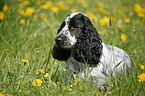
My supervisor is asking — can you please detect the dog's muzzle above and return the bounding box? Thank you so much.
[55,35,71,48]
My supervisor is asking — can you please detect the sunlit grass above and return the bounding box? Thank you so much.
[0,0,145,95]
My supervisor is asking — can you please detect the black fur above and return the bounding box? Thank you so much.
[72,14,103,65]
[52,45,71,61]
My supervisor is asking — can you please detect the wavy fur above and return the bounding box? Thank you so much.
[72,14,102,65]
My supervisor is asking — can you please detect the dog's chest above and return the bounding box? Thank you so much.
[66,57,85,73]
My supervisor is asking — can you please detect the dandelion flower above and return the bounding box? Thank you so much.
[138,73,145,82]
[141,65,145,70]
[0,92,5,96]
[0,11,4,20]
[36,1,43,5]
[86,12,95,20]
[22,59,29,63]
[124,18,130,23]
[74,80,80,85]
[23,0,30,5]
[98,31,104,35]
[100,17,110,26]
[121,34,127,42]
[71,8,77,13]
[44,73,48,79]
[137,12,144,17]
[40,5,49,9]
[3,5,9,12]
[5,49,10,51]
[66,89,72,91]
[23,7,35,17]
[32,79,43,86]
[134,4,144,13]
[18,9,24,15]
[96,1,105,8]
[36,68,44,76]
[41,14,47,21]
[46,1,53,8]
[20,19,26,25]
[67,0,75,4]
[51,6,59,13]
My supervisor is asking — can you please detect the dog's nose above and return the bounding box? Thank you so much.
[55,37,62,43]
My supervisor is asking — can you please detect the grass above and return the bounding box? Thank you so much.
[0,0,145,95]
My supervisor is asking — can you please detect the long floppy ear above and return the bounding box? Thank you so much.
[72,15,103,65]
[52,45,71,61]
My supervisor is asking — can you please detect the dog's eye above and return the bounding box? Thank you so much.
[70,25,78,30]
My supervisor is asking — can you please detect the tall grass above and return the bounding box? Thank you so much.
[0,0,145,95]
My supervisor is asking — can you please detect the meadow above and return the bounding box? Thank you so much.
[0,0,145,95]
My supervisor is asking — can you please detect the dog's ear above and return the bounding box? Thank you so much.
[72,15,103,65]
[52,45,71,61]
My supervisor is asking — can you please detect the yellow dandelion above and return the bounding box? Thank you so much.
[44,73,48,79]
[86,12,95,21]
[22,59,29,63]
[121,34,127,42]
[23,7,35,17]
[18,9,24,15]
[66,89,72,91]
[51,6,59,13]
[96,1,105,8]
[40,5,49,9]
[137,12,144,17]
[100,17,110,26]
[124,18,130,23]
[0,11,4,20]
[41,14,47,21]
[98,31,104,35]
[5,49,10,51]
[46,1,53,8]
[0,92,5,96]
[36,68,44,76]
[55,1,65,7]
[8,94,14,96]
[20,19,26,25]
[138,73,145,82]
[67,0,75,4]
[32,79,43,86]
[55,1,68,10]
[23,0,30,5]
[82,88,84,90]
[141,65,145,70]
[71,8,77,13]
[36,1,43,5]
[74,80,80,85]
[134,4,144,13]
[3,5,9,12]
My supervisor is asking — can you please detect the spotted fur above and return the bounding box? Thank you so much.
[52,12,132,88]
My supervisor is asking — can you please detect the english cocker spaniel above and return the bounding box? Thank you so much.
[52,12,132,88]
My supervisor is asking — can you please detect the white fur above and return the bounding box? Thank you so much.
[65,43,132,86]
[57,12,87,46]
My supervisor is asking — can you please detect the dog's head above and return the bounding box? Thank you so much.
[53,12,102,64]
[55,12,87,49]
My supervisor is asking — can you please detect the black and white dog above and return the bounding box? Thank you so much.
[52,12,132,87]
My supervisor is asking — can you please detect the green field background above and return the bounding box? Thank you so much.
[0,0,145,95]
